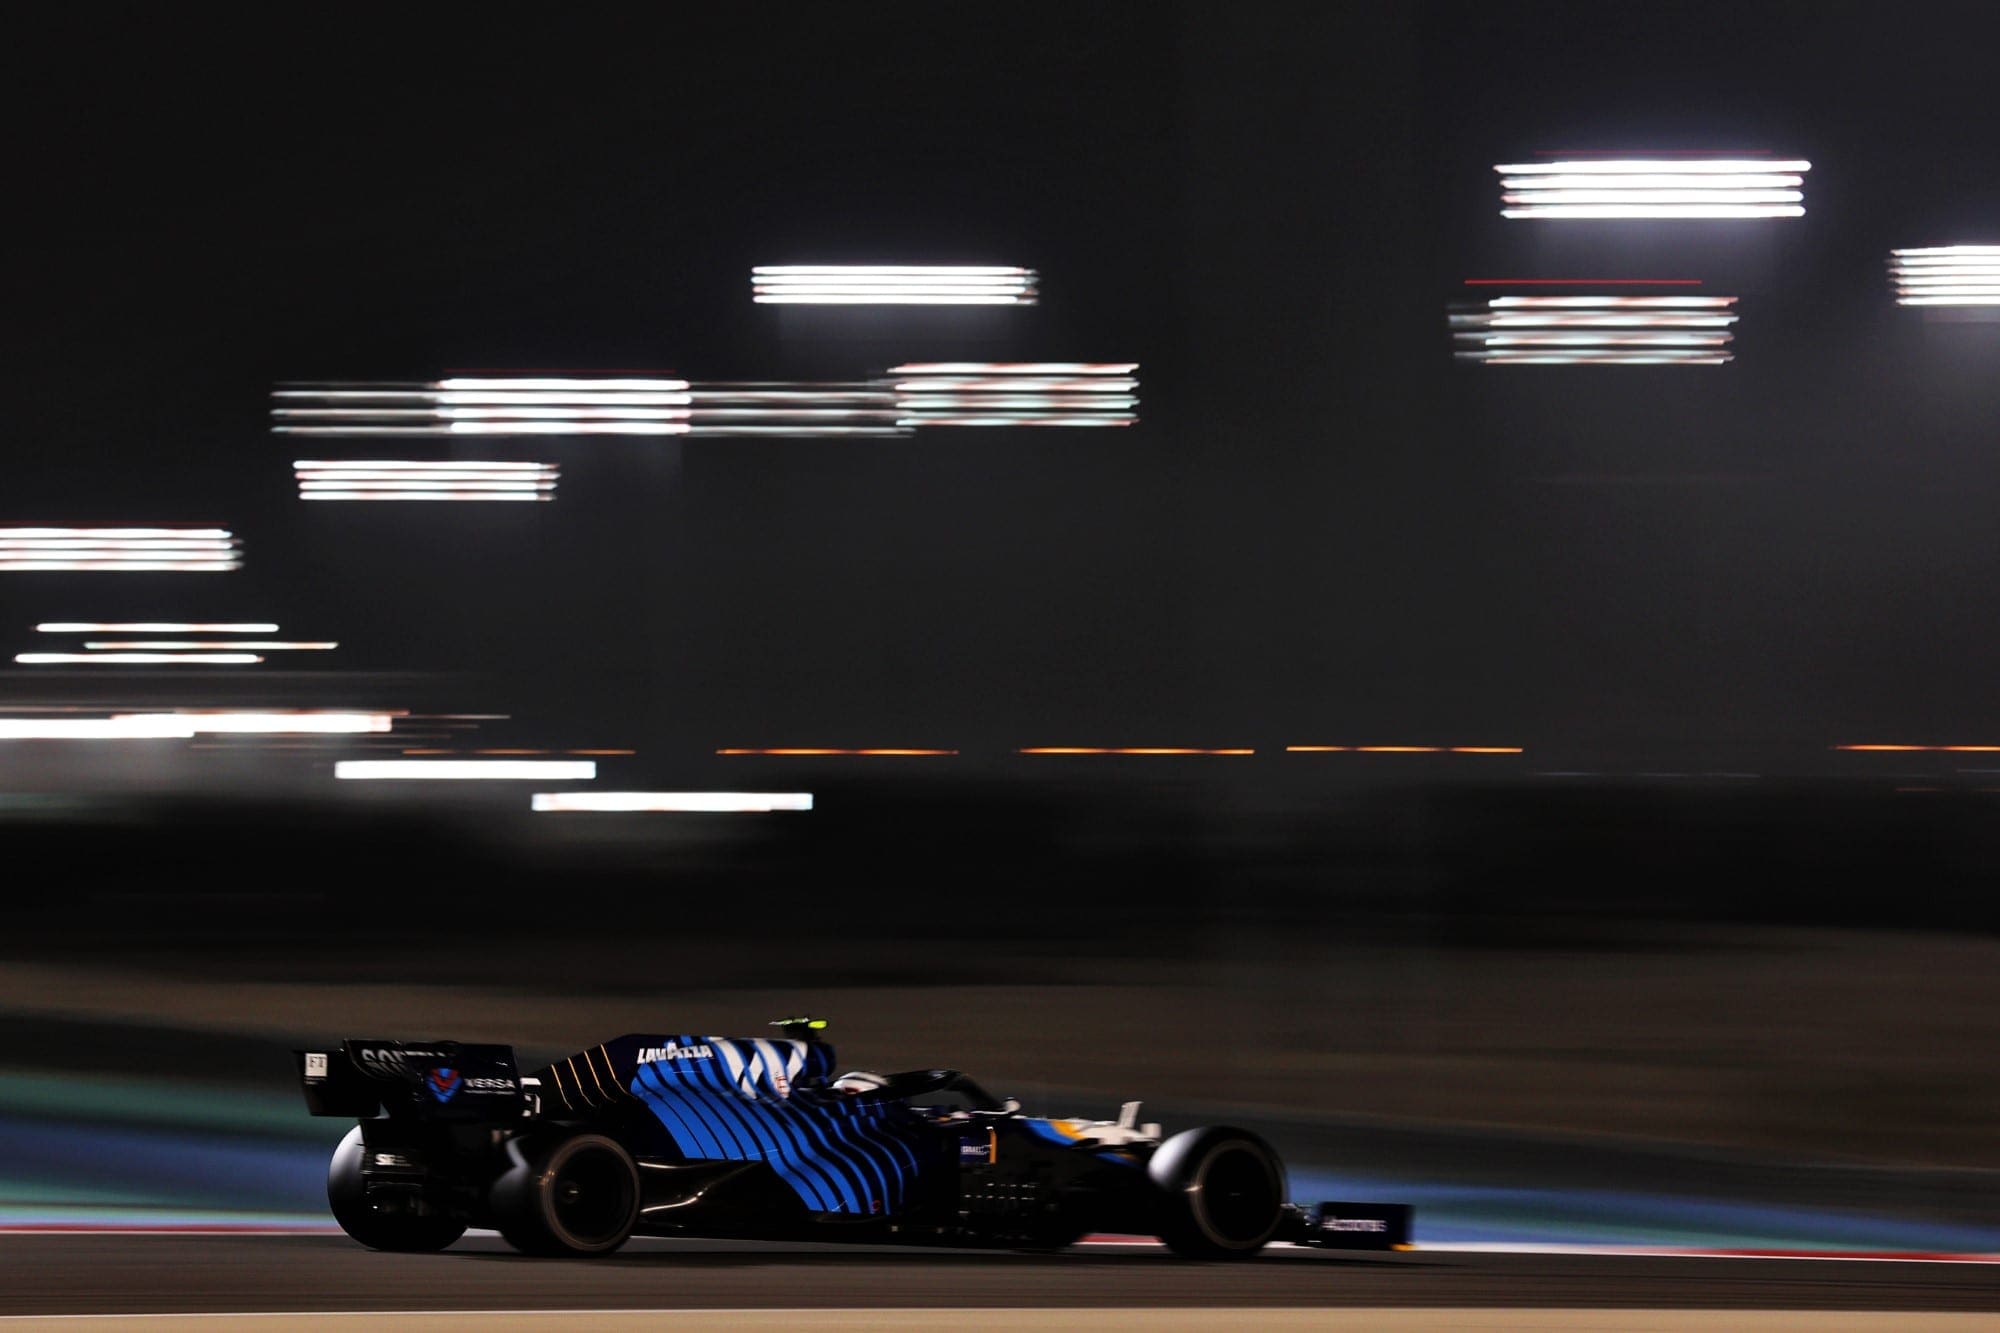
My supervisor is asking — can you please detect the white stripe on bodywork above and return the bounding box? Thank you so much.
[750,1039,794,1099]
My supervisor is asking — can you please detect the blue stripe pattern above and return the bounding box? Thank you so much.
[626,1036,925,1216]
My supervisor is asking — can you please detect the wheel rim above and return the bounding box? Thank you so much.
[1195,1143,1280,1246]
[546,1145,635,1247]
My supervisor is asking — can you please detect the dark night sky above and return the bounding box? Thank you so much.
[5,2,2000,766]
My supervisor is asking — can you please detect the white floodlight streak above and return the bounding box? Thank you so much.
[0,716,197,740]
[83,641,336,651]
[335,759,597,780]
[1494,159,1811,219]
[293,460,558,502]
[273,382,692,436]
[437,378,688,392]
[36,623,279,634]
[1889,246,2000,306]
[0,528,242,572]
[752,266,1038,305]
[686,383,907,437]
[1452,295,1740,366]
[887,363,1140,426]
[531,791,814,813]
[116,711,395,734]
[15,652,263,665]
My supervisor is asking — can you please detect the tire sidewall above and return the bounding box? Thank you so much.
[327,1124,466,1252]
[1148,1126,1286,1258]
[494,1132,641,1256]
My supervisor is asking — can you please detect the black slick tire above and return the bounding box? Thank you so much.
[327,1125,466,1252]
[490,1132,641,1256]
[1147,1126,1286,1259]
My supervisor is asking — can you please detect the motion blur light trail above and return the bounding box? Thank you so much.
[278,371,1138,433]
[1451,294,1739,366]
[1494,158,1811,219]
[10,619,339,670]
[1888,246,2000,306]
[333,760,596,780]
[751,264,1039,305]
[1834,744,2000,752]
[0,528,242,573]
[15,653,263,666]
[1286,745,1525,754]
[530,791,813,812]
[35,624,277,635]
[272,381,692,436]
[889,363,1139,426]
[0,717,197,740]
[687,382,905,437]
[80,642,335,652]
[120,712,397,735]
[293,460,558,502]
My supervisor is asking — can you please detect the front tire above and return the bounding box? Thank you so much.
[327,1126,466,1252]
[490,1132,641,1256]
[1148,1126,1286,1259]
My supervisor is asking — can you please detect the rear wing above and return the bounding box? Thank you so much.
[295,1040,527,1121]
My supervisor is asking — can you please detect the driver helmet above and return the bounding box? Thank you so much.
[831,1070,888,1096]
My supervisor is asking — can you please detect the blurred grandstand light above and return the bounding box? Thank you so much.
[294,460,557,501]
[1835,743,2000,751]
[531,791,814,812]
[1888,246,2000,305]
[1285,745,1525,754]
[16,652,262,665]
[36,623,279,634]
[84,641,335,650]
[751,266,1038,305]
[1451,294,1739,366]
[396,748,632,756]
[0,716,197,739]
[0,528,242,572]
[687,383,906,437]
[335,760,597,780]
[1495,158,1810,218]
[888,363,1139,426]
[273,381,691,436]
[118,711,396,734]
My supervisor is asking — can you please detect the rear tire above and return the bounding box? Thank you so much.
[1148,1126,1285,1259]
[327,1126,466,1252]
[490,1133,641,1256]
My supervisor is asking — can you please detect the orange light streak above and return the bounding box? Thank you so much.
[1834,744,2000,752]
[1288,745,1523,754]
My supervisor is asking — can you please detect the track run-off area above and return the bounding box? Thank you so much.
[0,1234,1997,1329]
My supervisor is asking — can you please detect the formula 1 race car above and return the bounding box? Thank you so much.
[295,1019,1410,1259]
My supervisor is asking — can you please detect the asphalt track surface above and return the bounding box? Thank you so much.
[2,1236,1998,1317]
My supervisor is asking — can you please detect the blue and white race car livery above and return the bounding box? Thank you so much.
[297,1018,1410,1258]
